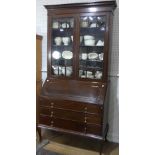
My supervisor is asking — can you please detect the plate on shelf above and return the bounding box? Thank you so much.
[62,51,73,59]
[88,52,98,60]
[52,51,61,59]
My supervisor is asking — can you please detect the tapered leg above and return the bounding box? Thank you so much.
[99,140,103,155]
[37,127,42,142]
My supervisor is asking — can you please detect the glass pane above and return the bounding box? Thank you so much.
[51,17,74,77]
[79,16,105,80]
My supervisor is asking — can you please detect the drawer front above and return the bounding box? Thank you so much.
[39,115,51,126]
[86,124,102,136]
[86,104,103,115]
[40,97,103,115]
[52,118,85,132]
[86,113,102,125]
[52,100,85,111]
[52,108,84,122]
[40,106,51,115]
[39,97,51,107]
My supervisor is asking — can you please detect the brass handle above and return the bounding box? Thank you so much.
[51,102,54,105]
[102,84,104,87]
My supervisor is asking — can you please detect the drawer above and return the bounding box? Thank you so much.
[52,100,86,112]
[39,97,51,107]
[39,97,103,115]
[86,104,103,115]
[52,117,85,132]
[40,106,51,115]
[39,115,51,126]
[51,108,84,122]
[85,113,102,125]
[40,97,85,111]
[86,124,102,136]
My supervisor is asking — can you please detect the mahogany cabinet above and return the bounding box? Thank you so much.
[38,1,116,153]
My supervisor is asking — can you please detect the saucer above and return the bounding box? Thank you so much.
[62,51,73,59]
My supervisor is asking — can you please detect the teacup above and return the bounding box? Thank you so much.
[81,53,87,60]
[87,71,93,76]
[54,37,62,45]
[53,22,59,29]
[61,23,69,28]
[62,37,70,45]
[95,71,102,79]
[81,21,88,28]
[99,53,104,60]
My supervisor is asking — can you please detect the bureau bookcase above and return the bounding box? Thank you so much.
[38,1,116,154]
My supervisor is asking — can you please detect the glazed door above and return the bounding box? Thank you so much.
[78,14,107,81]
[49,16,76,78]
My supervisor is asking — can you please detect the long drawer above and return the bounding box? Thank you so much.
[39,96,103,115]
[39,115,102,135]
[39,106,102,125]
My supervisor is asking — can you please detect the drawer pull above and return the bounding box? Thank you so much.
[85,107,87,110]
[51,121,53,124]
[51,106,54,108]
[102,84,104,87]
[51,102,54,105]
[47,79,49,82]
[51,112,53,114]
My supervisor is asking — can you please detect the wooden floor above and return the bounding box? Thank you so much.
[41,129,119,155]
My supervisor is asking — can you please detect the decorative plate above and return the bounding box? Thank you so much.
[62,51,73,59]
[52,51,61,59]
[88,52,98,60]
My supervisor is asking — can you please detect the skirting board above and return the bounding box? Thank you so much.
[107,133,119,143]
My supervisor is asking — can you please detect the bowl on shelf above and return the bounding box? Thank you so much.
[95,71,102,79]
[90,23,99,28]
[52,66,62,75]
[62,67,72,76]
[84,39,95,46]
[62,37,71,45]
[61,23,69,28]
[87,75,94,79]
[84,35,95,40]
[53,21,59,29]
[81,21,89,28]
[54,37,62,45]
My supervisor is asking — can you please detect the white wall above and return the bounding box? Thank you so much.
[36,0,119,143]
